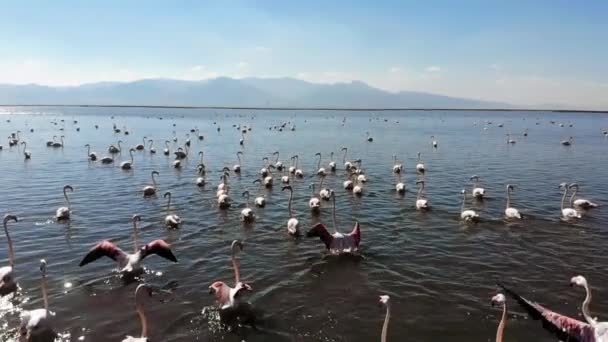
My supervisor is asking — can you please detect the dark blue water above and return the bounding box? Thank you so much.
[0,106,607,341]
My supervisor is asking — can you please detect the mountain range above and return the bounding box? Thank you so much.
[0,77,509,108]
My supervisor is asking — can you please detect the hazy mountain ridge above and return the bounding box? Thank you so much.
[0,77,509,108]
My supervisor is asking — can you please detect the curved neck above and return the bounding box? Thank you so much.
[86,145,90,155]
[288,190,294,218]
[4,221,14,268]
[166,195,172,214]
[381,303,390,342]
[133,220,139,252]
[152,173,157,186]
[342,149,347,163]
[311,184,315,197]
[332,195,338,233]
[275,153,279,163]
[237,153,241,164]
[130,150,134,163]
[417,183,423,200]
[64,188,71,208]
[317,155,321,169]
[582,283,596,325]
[561,187,568,210]
[496,303,506,342]
[42,274,49,313]
[149,140,153,149]
[570,187,577,207]
[232,253,241,284]
[461,192,466,212]
[506,188,511,209]
[135,291,148,338]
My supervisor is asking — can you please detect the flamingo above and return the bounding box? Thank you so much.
[143,171,159,197]
[196,163,206,187]
[163,192,181,228]
[233,151,243,173]
[460,189,479,222]
[262,165,275,188]
[51,135,64,148]
[380,295,390,342]
[260,157,270,177]
[122,284,153,342]
[307,190,361,255]
[415,180,429,210]
[560,183,581,220]
[294,156,303,178]
[282,186,300,235]
[21,142,31,159]
[569,183,599,209]
[148,139,156,154]
[343,174,354,190]
[506,134,516,144]
[570,275,597,325]
[309,183,321,211]
[470,175,485,199]
[392,155,403,174]
[172,131,178,143]
[395,173,406,194]
[281,168,290,184]
[491,294,507,342]
[55,185,74,220]
[500,283,608,342]
[239,132,244,146]
[505,184,522,219]
[561,136,574,146]
[85,144,97,161]
[0,214,18,296]
[416,152,425,173]
[100,155,114,164]
[319,175,332,200]
[19,259,55,339]
[353,176,363,196]
[366,131,373,142]
[241,191,255,222]
[163,140,170,156]
[79,214,177,274]
[196,128,204,141]
[209,240,252,310]
[46,136,56,147]
[217,168,231,196]
[109,140,122,154]
[135,137,146,150]
[342,147,353,171]
[431,135,438,148]
[174,146,188,160]
[121,148,136,170]
[184,134,191,148]
[289,155,297,174]
[252,180,266,208]
[273,151,283,171]
[328,152,337,171]
[315,152,326,176]
[172,159,182,169]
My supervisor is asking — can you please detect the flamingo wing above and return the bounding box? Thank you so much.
[143,240,178,262]
[348,221,361,248]
[500,284,594,342]
[79,240,126,266]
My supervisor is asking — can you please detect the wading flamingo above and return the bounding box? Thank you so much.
[55,185,74,220]
[208,240,252,309]
[282,186,300,235]
[164,192,181,228]
[143,171,159,197]
[19,260,55,339]
[505,184,522,219]
[0,214,18,296]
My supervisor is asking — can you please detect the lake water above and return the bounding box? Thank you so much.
[0,106,607,341]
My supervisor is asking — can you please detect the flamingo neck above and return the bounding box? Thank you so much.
[4,223,14,268]
[417,184,423,200]
[496,303,506,342]
[461,193,466,212]
[381,302,390,342]
[133,222,139,252]
[64,189,71,208]
[166,196,171,215]
[288,192,293,218]
[136,298,148,338]
[561,187,568,211]
[42,275,49,313]
[506,188,511,209]
[317,155,321,169]
[582,283,596,325]
[152,174,157,187]
[570,188,577,207]
[332,196,339,233]
[232,255,241,284]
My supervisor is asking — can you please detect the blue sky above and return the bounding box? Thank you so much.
[1,0,607,108]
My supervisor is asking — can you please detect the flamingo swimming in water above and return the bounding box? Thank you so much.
[491,293,507,342]
[282,185,300,235]
[163,192,181,228]
[307,190,361,255]
[569,183,599,209]
[241,191,255,223]
[19,259,56,340]
[252,180,266,207]
[315,152,326,176]
[560,183,581,220]
[470,175,485,199]
[415,180,429,210]
[272,151,283,171]
[143,171,159,197]
[79,214,178,274]
[85,144,97,161]
[460,189,479,222]
[234,151,243,173]
[328,152,337,171]
[0,214,18,296]
[309,183,321,211]
[208,240,252,310]
[392,155,403,174]
[504,184,522,219]
[500,282,608,342]
[55,185,74,221]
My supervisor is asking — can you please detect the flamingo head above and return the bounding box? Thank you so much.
[379,295,390,306]
[491,293,505,306]
[569,183,579,190]
[461,189,466,194]
[570,275,588,288]
[559,182,568,189]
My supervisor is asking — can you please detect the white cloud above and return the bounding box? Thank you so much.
[426,66,441,73]
[191,65,205,71]
[389,66,402,73]
[237,61,249,68]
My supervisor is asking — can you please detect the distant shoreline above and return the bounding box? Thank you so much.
[0,104,606,113]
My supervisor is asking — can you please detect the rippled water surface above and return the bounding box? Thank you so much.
[1,107,607,341]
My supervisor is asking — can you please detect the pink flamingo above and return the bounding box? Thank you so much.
[209,240,252,309]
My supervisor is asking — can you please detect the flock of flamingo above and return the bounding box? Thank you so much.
[0,115,605,341]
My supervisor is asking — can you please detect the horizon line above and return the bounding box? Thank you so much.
[0,104,606,114]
